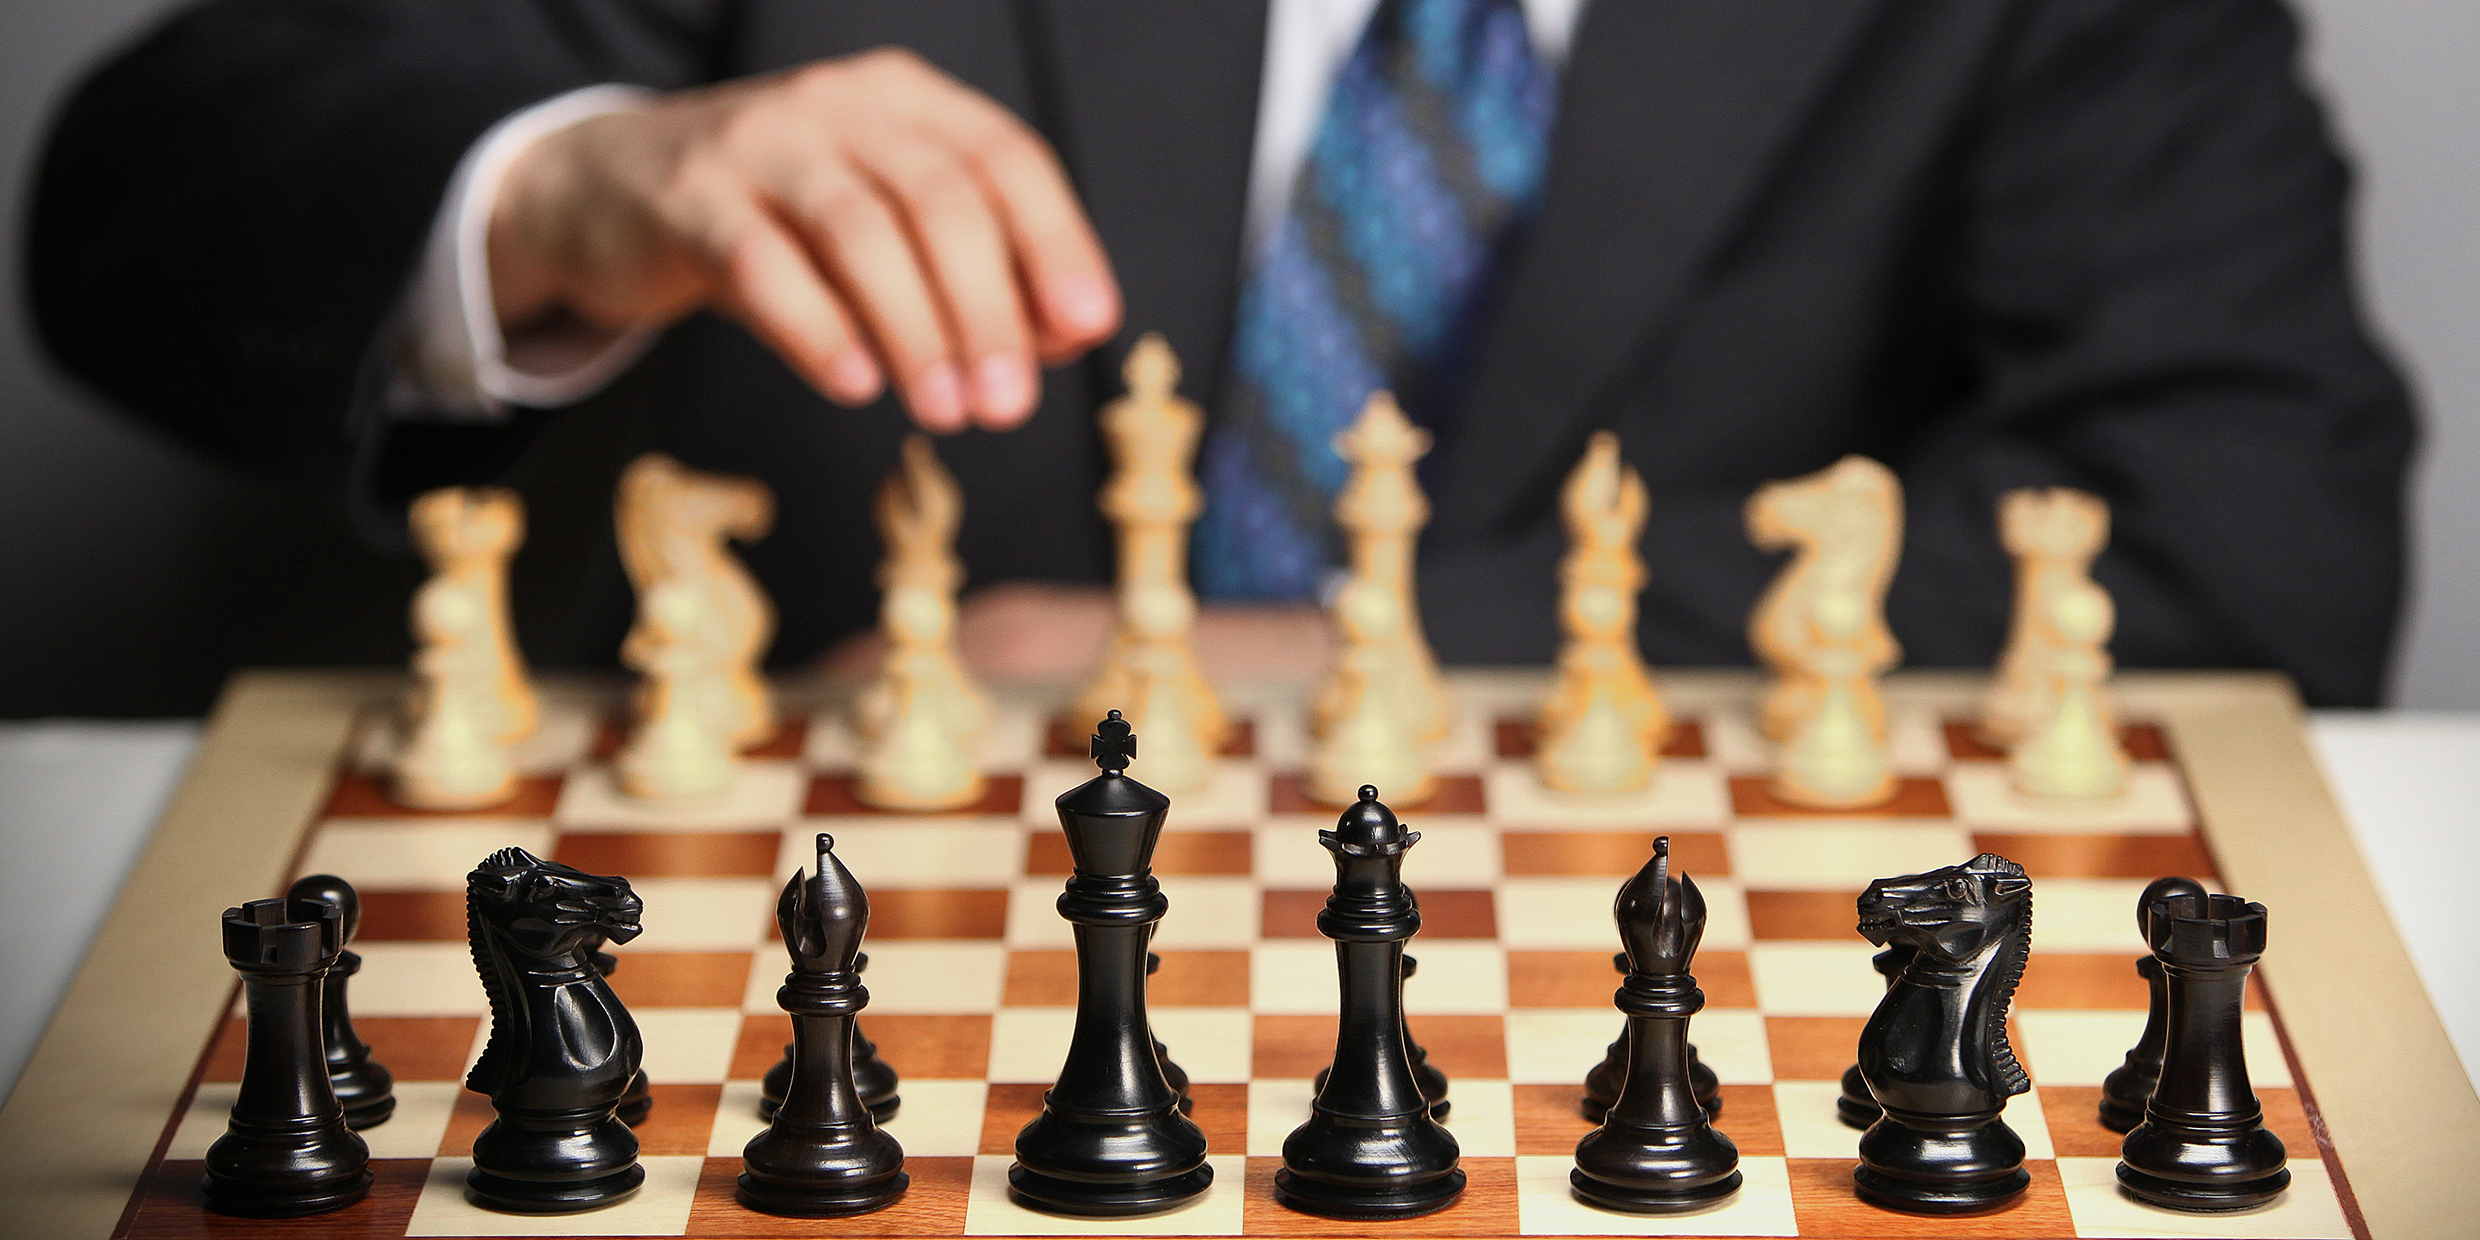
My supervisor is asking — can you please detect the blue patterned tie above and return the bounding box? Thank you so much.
[1193,0,1556,599]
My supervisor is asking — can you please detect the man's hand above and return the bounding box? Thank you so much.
[487,49,1121,432]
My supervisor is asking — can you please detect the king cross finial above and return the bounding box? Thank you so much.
[1091,710,1137,773]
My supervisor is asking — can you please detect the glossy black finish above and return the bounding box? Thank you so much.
[1570,838,1741,1213]
[576,932,655,1128]
[2117,890,2290,1211]
[201,896,372,1217]
[1150,950,1194,1111]
[1852,854,2035,1214]
[738,834,911,1216]
[1836,944,1916,1129]
[761,951,900,1123]
[1585,951,1717,1122]
[1318,953,1448,1117]
[1276,786,1464,1219]
[463,848,647,1213]
[1010,713,1212,1216]
[2101,877,2210,1132]
[287,874,396,1130]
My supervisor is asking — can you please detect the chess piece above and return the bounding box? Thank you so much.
[463,848,647,1212]
[201,896,372,1217]
[1571,838,1741,1212]
[2117,889,2290,1210]
[1276,786,1464,1219]
[1983,488,2111,741]
[1584,950,1720,1122]
[1317,952,1449,1118]
[396,486,535,809]
[1150,950,1194,1111]
[2100,877,2209,1132]
[854,437,989,810]
[1835,944,1916,1128]
[286,875,395,1129]
[739,834,910,1216]
[616,580,739,798]
[1852,854,2034,1213]
[762,950,900,1122]
[1313,392,1450,746]
[1746,457,1901,798]
[1308,579,1435,806]
[1076,334,1228,786]
[1010,713,1212,1215]
[576,932,652,1126]
[1538,433,1669,794]
[616,453,777,749]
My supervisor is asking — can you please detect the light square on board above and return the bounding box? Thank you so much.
[2054,1157,2352,1239]
[633,1008,745,1083]
[1724,823,1976,891]
[1945,762,2193,834]
[1155,876,1263,948]
[2022,877,2172,953]
[1482,761,1732,830]
[553,761,806,830]
[962,1153,1246,1235]
[1886,710,1949,776]
[2018,1010,2290,1088]
[407,1155,703,1236]
[626,877,776,949]
[1148,1008,1256,1083]
[1748,942,1895,1017]
[1515,1153,1798,1236]
[985,1008,1078,1082]
[169,1082,454,1162]
[1771,1080,1861,1160]
[348,943,491,1016]
[781,820,1025,887]
[1400,821,1508,886]
[1246,1079,1316,1155]
[300,821,553,888]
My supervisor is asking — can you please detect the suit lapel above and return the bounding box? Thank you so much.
[1434,0,1889,541]
[1021,0,1269,407]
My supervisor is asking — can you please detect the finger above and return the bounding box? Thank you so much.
[686,192,883,407]
[885,66,1121,356]
[844,127,1040,428]
[776,163,970,432]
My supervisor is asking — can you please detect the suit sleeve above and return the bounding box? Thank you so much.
[25,0,730,509]
[1886,0,2414,706]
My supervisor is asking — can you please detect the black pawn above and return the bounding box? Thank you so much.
[1836,944,1915,1128]
[1150,950,1193,1111]
[1317,953,1448,1117]
[738,834,910,1216]
[202,896,373,1217]
[1584,951,1719,1122]
[1276,786,1464,1219]
[1571,838,1741,1212]
[2117,890,2290,1210]
[762,951,901,1122]
[1010,713,1211,1215]
[288,875,396,1130]
[2100,877,2210,1132]
[579,931,654,1127]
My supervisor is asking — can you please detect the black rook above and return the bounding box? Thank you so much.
[201,896,372,1217]
[2117,889,2289,1210]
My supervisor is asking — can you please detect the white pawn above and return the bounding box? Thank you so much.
[398,583,517,808]
[1309,581,1434,807]
[857,675,986,811]
[1539,666,1653,795]
[617,581,738,799]
[1119,584,1215,793]
[2009,583,2128,799]
[1773,652,1895,809]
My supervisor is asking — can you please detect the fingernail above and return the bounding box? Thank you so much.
[1050,276,1117,335]
[972,354,1036,420]
[826,351,881,403]
[912,363,967,427]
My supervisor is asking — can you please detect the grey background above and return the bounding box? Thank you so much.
[2,0,2474,715]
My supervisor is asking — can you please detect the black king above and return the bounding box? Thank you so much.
[1009,712,1212,1215]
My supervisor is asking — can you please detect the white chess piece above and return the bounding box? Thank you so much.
[1537,433,1668,794]
[1117,582,1216,793]
[616,580,739,799]
[852,437,989,810]
[1746,456,1902,808]
[395,487,534,809]
[1309,580,1435,806]
[2008,542,2128,798]
[1315,393,1450,744]
[1774,650,1896,809]
[1983,487,2118,748]
[615,454,778,772]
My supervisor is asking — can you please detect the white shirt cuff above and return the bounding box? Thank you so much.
[392,83,659,420]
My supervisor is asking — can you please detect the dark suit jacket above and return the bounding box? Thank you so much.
[28,0,2414,704]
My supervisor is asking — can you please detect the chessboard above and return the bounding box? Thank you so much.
[6,669,2474,1239]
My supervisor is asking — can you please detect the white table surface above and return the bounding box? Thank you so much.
[3,712,2475,1108]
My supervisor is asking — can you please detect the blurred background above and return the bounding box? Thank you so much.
[2,0,2475,718]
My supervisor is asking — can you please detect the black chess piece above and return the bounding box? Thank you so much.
[287,874,396,1130]
[1570,838,1742,1213]
[1852,854,2035,1214]
[572,932,654,1127]
[1275,786,1464,1219]
[738,834,911,1216]
[202,896,373,1217]
[1150,949,1194,1111]
[2117,889,2290,1211]
[1317,952,1447,1117]
[762,951,901,1122]
[2100,877,2210,1132]
[1836,943,1916,1128]
[1584,951,1719,1122]
[463,848,648,1212]
[1010,713,1212,1215]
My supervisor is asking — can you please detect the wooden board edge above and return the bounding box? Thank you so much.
[0,671,390,1240]
[2155,677,2480,1238]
